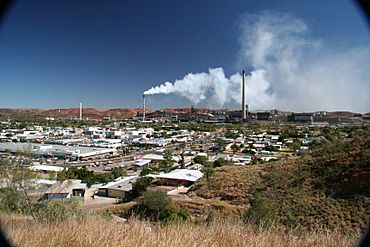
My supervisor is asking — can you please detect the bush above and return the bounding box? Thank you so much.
[213,158,233,168]
[132,191,179,222]
[32,201,85,223]
[128,191,190,223]
[0,187,21,212]
[231,144,240,153]
[139,167,151,176]
[202,167,215,182]
[243,192,277,227]
[194,156,207,165]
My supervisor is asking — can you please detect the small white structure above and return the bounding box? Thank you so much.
[196,152,208,157]
[135,159,151,167]
[147,169,203,187]
[29,165,66,173]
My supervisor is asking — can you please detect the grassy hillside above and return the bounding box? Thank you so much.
[1,214,358,247]
[189,137,370,233]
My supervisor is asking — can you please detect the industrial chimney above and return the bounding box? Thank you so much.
[241,70,246,120]
[79,102,83,120]
[142,94,146,121]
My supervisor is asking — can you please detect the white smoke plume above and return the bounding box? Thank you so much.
[144,11,370,112]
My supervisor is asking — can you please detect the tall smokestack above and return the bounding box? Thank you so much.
[142,94,146,121]
[79,102,82,120]
[242,70,246,119]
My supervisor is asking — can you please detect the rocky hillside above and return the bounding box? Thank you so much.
[0,107,219,120]
[189,137,370,233]
[0,108,146,120]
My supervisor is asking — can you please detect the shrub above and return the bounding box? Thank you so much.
[32,201,85,223]
[139,167,151,176]
[243,192,277,227]
[132,191,179,222]
[194,156,207,165]
[0,187,20,212]
[129,191,190,223]
[231,144,240,153]
[202,167,215,182]
[213,158,233,168]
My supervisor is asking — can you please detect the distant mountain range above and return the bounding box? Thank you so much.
[0,108,221,120]
[0,108,143,120]
[0,108,368,120]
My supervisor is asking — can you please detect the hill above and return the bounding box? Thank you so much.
[1,214,357,247]
[189,137,370,233]
[0,108,146,120]
[0,108,365,120]
[0,107,222,120]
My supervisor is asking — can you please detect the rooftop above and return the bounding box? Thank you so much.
[99,176,138,191]
[148,169,203,182]
[45,179,87,194]
[0,142,116,158]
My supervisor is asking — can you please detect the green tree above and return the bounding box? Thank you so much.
[225,130,237,139]
[180,151,185,169]
[159,149,173,173]
[111,167,127,178]
[58,167,115,187]
[291,139,301,151]
[140,167,151,176]
[231,144,240,153]
[193,155,207,165]
[213,158,233,168]
[217,139,227,149]
[0,187,21,212]
[202,167,215,182]
[0,153,38,219]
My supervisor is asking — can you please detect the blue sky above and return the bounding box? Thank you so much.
[0,0,369,111]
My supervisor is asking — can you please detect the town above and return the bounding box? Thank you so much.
[0,108,368,211]
[1,1,369,245]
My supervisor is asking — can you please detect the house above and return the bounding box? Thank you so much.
[142,153,181,163]
[98,176,138,198]
[42,179,87,200]
[148,169,203,187]
[231,155,252,165]
[134,159,152,168]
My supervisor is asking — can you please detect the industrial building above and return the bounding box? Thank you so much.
[0,142,117,161]
[288,113,314,122]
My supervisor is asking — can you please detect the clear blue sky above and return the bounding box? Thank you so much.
[0,0,369,110]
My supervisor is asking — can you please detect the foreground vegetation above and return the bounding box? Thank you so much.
[190,137,370,233]
[1,214,359,247]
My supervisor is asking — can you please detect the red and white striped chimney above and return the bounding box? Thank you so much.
[142,94,146,120]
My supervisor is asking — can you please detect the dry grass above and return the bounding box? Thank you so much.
[1,214,359,247]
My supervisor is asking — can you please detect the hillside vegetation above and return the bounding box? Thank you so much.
[190,137,370,233]
[1,214,358,247]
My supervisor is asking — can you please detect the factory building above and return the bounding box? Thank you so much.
[0,142,117,161]
[288,113,314,122]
